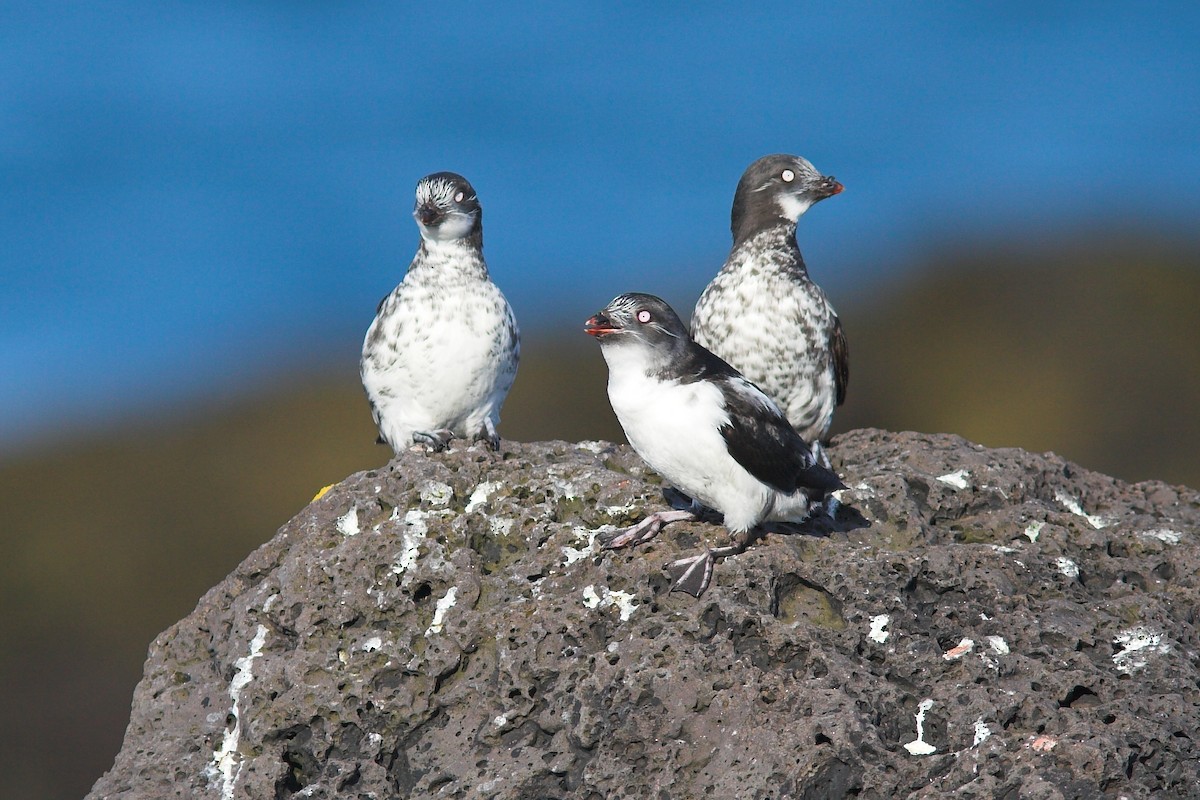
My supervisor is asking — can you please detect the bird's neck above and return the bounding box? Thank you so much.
[733,209,797,245]
[729,225,808,277]
[411,238,490,280]
[600,340,672,383]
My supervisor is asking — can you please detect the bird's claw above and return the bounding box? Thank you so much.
[601,516,666,549]
[476,420,501,451]
[601,509,698,550]
[412,429,455,452]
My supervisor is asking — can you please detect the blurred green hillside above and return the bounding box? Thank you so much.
[838,234,1200,487]
[2,234,1197,799]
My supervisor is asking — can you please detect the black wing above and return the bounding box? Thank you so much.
[675,341,844,494]
[830,315,849,407]
[718,375,843,494]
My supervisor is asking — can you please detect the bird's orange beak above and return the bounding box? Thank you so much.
[819,177,844,198]
[584,313,618,337]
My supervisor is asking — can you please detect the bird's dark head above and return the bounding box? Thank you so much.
[585,293,690,355]
[730,154,842,242]
[413,171,483,245]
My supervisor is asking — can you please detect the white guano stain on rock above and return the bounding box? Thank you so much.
[465,481,502,514]
[973,719,992,747]
[985,636,1010,655]
[361,636,383,653]
[1056,557,1080,578]
[1113,626,1170,674]
[868,614,890,643]
[419,481,455,507]
[551,478,580,499]
[564,525,608,565]
[576,440,606,454]
[544,464,583,499]
[336,506,360,536]
[599,502,638,520]
[903,698,937,755]
[396,528,423,573]
[210,624,269,800]
[582,584,639,622]
[1139,528,1181,544]
[403,508,428,536]
[581,586,602,608]
[1023,521,1045,542]
[425,587,458,636]
[386,510,430,577]
[839,481,875,502]
[1054,490,1110,529]
[936,469,970,490]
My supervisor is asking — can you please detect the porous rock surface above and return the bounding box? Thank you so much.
[88,429,1200,799]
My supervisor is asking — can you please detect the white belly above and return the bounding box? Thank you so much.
[605,363,811,531]
[362,281,517,446]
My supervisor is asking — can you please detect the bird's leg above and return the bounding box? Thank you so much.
[662,487,723,523]
[803,441,841,517]
[662,486,698,511]
[664,527,762,598]
[475,418,501,451]
[601,509,698,550]
[412,429,455,452]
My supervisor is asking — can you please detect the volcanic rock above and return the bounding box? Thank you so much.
[87,430,1200,799]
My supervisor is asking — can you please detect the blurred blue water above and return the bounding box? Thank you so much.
[2,2,1198,450]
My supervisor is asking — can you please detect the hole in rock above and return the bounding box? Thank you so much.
[1059,685,1099,709]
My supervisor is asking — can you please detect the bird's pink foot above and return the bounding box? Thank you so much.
[601,509,698,549]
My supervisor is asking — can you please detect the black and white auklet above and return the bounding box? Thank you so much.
[361,171,520,453]
[691,154,847,465]
[585,292,845,596]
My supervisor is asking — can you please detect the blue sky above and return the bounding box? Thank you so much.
[2,3,1198,450]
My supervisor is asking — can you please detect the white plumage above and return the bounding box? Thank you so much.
[361,172,519,453]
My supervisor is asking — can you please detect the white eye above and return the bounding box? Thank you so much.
[781,169,795,182]
[454,191,465,203]
[636,310,652,323]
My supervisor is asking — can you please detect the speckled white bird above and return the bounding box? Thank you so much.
[361,171,519,453]
[691,154,847,465]
[586,292,844,596]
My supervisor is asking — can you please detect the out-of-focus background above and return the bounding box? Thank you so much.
[3,4,1198,797]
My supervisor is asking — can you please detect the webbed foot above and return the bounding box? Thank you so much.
[664,550,716,597]
[663,529,761,597]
